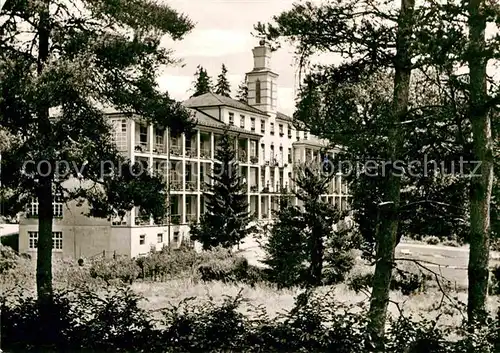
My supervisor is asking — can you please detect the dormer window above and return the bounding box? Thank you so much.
[229,112,234,125]
[255,79,261,104]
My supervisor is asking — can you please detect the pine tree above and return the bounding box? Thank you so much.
[215,64,231,97]
[263,165,356,288]
[190,129,254,249]
[0,0,194,330]
[191,65,212,97]
[262,195,308,288]
[236,80,249,103]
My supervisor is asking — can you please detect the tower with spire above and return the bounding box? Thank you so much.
[246,40,278,114]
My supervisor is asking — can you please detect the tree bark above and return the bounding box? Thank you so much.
[309,225,324,286]
[36,178,54,307]
[367,0,415,349]
[466,0,493,324]
[36,0,55,323]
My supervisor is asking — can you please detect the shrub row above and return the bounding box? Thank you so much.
[1,286,499,353]
[88,246,266,286]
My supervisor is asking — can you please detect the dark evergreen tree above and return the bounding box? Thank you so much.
[191,65,212,97]
[263,165,357,288]
[215,64,231,97]
[236,80,249,103]
[190,129,254,249]
[262,195,307,288]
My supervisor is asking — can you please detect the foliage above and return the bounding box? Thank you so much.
[263,166,356,288]
[214,64,231,97]
[89,257,140,285]
[190,129,255,249]
[0,244,18,274]
[236,80,249,103]
[490,265,500,296]
[0,0,195,307]
[425,236,441,245]
[191,65,212,97]
[348,265,429,297]
[2,284,499,352]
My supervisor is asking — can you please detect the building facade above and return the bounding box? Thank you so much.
[18,41,350,259]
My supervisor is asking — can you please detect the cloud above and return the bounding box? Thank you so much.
[158,75,193,101]
[163,29,253,58]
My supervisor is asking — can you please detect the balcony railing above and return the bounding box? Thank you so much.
[250,185,258,193]
[250,156,259,164]
[170,145,182,157]
[185,180,197,191]
[185,147,197,158]
[170,180,183,191]
[153,144,165,154]
[270,158,279,167]
[237,150,247,163]
[170,214,181,225]
[186,214,197,223]
[201,181,211,191]
[135,216,150,226]
[200,148,211,159]
[135,142,148,153]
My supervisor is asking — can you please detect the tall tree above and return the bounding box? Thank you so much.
[465,0,495,323]
[191,65,212,97]
[236,80,249,103]
[215,64,231,97]
[190,129,254,249]
[255,0,479,348]
[256,2,416,347]
[0,0,194,331]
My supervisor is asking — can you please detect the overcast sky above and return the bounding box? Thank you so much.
[158,0,302,115]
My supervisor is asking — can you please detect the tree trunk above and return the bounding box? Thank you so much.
[367,0,414,349]
[35,0,55,330]
[466,0,493,324]
[309,227,323,286]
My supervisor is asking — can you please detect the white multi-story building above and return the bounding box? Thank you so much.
[18,41,350,259]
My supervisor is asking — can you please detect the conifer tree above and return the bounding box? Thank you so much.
[190,129,254,249]
[236,80,249,103]
[263,165,356,288]
[191,65,212,97]
[215,64,231,97]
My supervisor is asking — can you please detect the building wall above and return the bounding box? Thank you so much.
[127,224,190,258]
[19,197,115,258]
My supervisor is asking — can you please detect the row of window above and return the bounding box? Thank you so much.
[228,113,308,140]
[139,232,181,246]
[28,231,63,250]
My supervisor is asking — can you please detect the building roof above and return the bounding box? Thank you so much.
[292,139,329,148]
[276,111,294,122]
[189,108,262,138]
[183,92,269,117]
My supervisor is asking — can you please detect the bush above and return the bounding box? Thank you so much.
[196,255,265,286]
[347,267,427,296]
[347,272,373,294]
[89,257,140,285]
[425,236,440,245]
[1,286,156,352]
[2,285,500,352]
[490,265,500,295]
[0,244,19,274]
